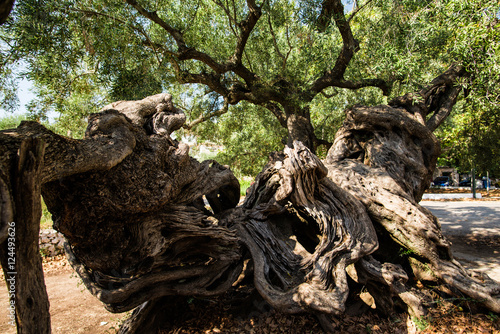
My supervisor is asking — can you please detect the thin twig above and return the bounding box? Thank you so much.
[183,99,229,130]
[267,13,286,63]
[212,0,238,37]
[72,8,163,66]
[347,0,375,23]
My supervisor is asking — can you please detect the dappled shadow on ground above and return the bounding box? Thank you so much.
[155,286,414,334]
[446,235,500,283]
[422,201,500,237]
[155,285,500,333]
[447,235,500,254]
[422,201,500,282]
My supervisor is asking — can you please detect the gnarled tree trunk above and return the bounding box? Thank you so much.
[0,138,50,333]
[0,68,498,333]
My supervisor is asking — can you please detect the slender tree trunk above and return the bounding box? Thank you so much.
[285,106,317,152]
[0,138,51,333]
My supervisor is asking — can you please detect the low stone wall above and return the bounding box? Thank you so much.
[39,229,66,257]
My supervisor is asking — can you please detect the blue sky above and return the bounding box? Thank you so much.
[1,78,35,117]
[0,73,35,118]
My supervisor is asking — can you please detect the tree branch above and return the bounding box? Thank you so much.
[336,78,390,94]
[125,0,185,48]
[283,26,293,71]
[309,13,391,98]
[125,0,227,74]
[177,71,230,98]
[123,0,286,127]
[227,0,264,86]
[266,15,293,72]
[263,102,287,128]
[233,0,263,63]
[347,0,374,23]
[310,77,390,98]
[314,137,332,150]
[320,89,338,99]
[388,64,466,131]
[73,8,163,66]
[212,0,238,38]
[126,0,263,101]
[169,59,260,107]
[425,85,462,132]
[310,0,362,94]
[183,99,229,130]
[267,14,286,65]
[0,0,14,25]
[315,0,337,33]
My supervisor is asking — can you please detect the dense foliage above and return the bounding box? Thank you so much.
[0,0,499,176]
[435,4,500,177]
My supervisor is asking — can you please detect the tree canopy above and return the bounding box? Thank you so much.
[1,0,499,175]
[1,2,500,331]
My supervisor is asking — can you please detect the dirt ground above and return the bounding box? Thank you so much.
[421,201,500,282]
[0,256,128,334]
[0,198,499,333]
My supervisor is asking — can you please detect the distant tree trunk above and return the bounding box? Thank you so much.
[285,106,316,152]
[0,68,498,333]
[0,0,15,24]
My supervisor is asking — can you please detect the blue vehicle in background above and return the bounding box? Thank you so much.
[482,177,491,189]
[459,178,471,187]
[431,176,452,187]
[458,177,493,189]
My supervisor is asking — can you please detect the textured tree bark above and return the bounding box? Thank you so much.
[0,138,51,333]
[0,77,499,333]
[325,103,500,315]
[286,112,317,152]
[238,142,379,316]
[0,104,139,333]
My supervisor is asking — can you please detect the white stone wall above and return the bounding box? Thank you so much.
[39,229,66,257]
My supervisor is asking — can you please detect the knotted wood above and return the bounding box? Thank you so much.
[0,81,498,333]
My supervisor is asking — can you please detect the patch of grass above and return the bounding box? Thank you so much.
[412,316,431,331]
[70,272,86,293]
[487,312,499,322]
[39,248,50,258]
[40,198,53,230]
[238,177,254,197]
[398,246,415,257]
[0,114,27,130]
[104,311,133,333]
